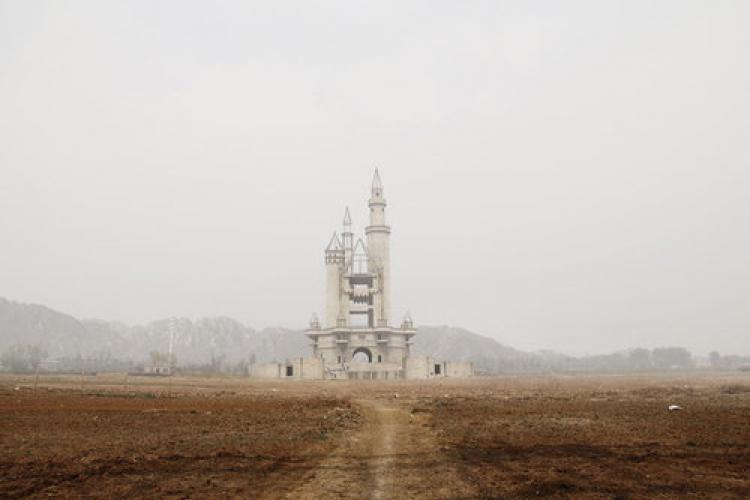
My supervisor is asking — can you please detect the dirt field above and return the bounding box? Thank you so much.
[1,372,749,499]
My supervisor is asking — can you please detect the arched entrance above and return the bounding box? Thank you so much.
[351,347,373,363]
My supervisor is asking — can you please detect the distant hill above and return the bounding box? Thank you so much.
[2,297,723,373]
[79,319,309,365]
[412,325,530,372]
[0,297,525,371]
[0,297,109,358]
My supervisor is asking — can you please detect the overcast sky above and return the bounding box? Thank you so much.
[1,1,748,355]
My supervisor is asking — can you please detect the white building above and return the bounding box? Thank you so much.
[251,170,472,380]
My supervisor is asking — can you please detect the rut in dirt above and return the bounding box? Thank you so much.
[285,398,475,500]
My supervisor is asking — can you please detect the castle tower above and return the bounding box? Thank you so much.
[250,169,473,380]
[366,169,391,326]
[324,232,344,328]
[306,170,416,378]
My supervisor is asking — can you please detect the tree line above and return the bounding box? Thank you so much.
[0,344,257,375]
[493,347,750,374]
[2,342,749,375]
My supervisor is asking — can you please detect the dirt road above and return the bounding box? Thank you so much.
[286,397,476,499]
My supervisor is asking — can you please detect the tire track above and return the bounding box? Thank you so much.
[283,398,475,499]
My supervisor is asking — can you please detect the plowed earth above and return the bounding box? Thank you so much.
[1,373,749,499]
[0,381,359,498]
[422,375,750,499]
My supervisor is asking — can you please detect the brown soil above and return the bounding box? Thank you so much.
[285,398,475,499]
[0,378,359,498]
[422,374,750,499]
[1,372,749,499]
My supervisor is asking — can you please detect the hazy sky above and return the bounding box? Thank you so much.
[1,1,748,355]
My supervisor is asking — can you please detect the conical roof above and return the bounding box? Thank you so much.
[353,237,368,256]
[372,168,383,192]
[325,232,343,252]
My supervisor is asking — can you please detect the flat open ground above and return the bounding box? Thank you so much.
[1,372,749,499]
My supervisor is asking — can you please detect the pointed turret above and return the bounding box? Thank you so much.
[368,169,387,221]
[371,168,384,198]
[401,311,414,329]
[352,238,368,274]
[309,313,320,329]
[325,232,343,252]
[353,238,368,255]
[343,206,352,226]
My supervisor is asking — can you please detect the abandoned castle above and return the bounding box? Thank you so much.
[251,170,473,379]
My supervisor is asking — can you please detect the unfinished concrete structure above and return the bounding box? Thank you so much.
[304,169,418,379]
[251,171,473,380]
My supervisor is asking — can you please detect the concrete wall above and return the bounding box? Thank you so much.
[404,357,473,379]
[252,356,472,379]
[347,369,402,380]
[445,361,474,378]
[366,226,390,325]
[312,328,411,366]
[249,363,282,379]
[325,260,341,328]
[405,356,434,379]
[250,358,324,379]
[299,357,323,380]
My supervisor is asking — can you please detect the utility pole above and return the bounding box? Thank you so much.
[168,317,175,363]
[168,317,176,395]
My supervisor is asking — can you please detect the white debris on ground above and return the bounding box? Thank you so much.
[668,404,684,411]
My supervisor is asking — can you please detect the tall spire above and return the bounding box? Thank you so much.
[372,168,383,197]
[342,206,353,269]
